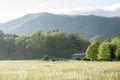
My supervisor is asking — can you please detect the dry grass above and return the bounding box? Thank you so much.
[0,60,119,80]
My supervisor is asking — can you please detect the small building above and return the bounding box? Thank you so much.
[72,53,85,60]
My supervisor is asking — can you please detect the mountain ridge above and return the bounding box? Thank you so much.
[0,12,120,40]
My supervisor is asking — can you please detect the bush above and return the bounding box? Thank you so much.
[43,55,50,61]
[73,57,81,60]
[83,58,90,61]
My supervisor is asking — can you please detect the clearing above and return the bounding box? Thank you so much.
[0,60,119,80]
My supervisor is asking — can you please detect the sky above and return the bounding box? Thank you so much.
[0,0,120,23]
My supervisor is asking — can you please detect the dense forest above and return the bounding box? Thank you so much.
[0,30,90,60]
[0,29,120,61]
[86,34,120,61]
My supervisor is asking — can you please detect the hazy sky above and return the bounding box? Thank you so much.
[0,0,120,23]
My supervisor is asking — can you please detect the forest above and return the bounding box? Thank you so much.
[0,30,89,60]
[0,29,120,61]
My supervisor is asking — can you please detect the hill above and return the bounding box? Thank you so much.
[0,12,120,40]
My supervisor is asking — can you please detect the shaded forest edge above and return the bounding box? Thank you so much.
[0,30,120,61]
[0,30,90,60]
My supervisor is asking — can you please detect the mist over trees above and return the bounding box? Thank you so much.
[86,34,120,61]
[0,30,90,60]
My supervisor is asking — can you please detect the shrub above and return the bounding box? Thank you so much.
[43,55,50,61]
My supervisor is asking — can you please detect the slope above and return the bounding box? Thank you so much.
[0,12,120,40]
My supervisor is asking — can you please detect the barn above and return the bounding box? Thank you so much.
[72,53,85,60]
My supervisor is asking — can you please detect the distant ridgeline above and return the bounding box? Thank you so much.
[0,30,90,60]
[0,12,120,41]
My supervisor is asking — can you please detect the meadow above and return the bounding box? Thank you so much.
[0,60,119,80]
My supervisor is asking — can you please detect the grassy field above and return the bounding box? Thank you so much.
[0,60,119,80]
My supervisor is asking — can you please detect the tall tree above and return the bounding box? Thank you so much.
[98,42,112,60]
[115,45,120,60]
[85,41,100,60]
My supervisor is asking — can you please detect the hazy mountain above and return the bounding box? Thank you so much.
[0,12,120,40]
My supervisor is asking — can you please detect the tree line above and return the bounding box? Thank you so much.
[86,34,120,61]
[0,30,90,60]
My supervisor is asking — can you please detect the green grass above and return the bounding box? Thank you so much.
[0,60,119,80]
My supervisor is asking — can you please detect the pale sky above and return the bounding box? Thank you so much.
[0,0,120,23]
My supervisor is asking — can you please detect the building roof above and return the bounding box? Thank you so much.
[72,53,85,56]
[72,53,85,59]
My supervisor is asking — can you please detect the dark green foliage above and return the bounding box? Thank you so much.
[1,28,120,60]
[43,55,50,61]
[116,45,120,60]
[109,44,116,60]
[0,31,17,59]
[111,34,120,60]
[0,30,90,60]
[74,57,81,60]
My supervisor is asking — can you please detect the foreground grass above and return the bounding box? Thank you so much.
[0,60,119,80]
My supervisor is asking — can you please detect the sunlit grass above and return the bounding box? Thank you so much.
[0,60,119,80]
